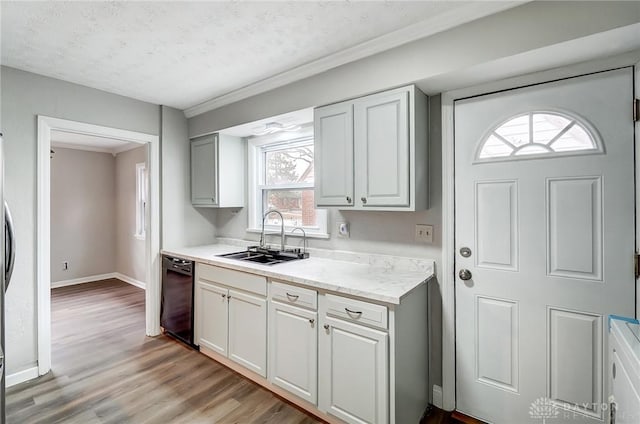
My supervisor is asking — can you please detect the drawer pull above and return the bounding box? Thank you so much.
[323,324,330,330]
[286,293,299,301]
[221,294,226,298]
[309,319,315,325]
[345,307,363,317]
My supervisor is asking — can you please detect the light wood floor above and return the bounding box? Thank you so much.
[6,279,321,424]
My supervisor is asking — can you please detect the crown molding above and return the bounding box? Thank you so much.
[184,1,524,118]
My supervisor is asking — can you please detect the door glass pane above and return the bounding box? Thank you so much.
[551,125,594,152]
[532,114,573,145]
[477,112,598,161]
[479,134,513,159]
[494,114,529,147]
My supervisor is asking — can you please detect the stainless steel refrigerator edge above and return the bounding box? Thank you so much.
[1,131,5,424]
[0,133,17,424]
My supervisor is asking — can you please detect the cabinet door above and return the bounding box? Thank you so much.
[314,102,354,206]
[195,280,228,355]
[354,90,409,207]
[268,301,318,404]
[191,135,218,206]
[228,289,267,377]
[319,316,388,424]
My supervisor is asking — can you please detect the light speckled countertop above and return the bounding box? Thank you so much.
[162,242,435,305]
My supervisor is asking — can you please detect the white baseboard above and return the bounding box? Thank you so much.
[51,272,146,290]
[51,273,117,288]
[432,384,443,409]
[114,273,146,290]
[6,366,39,388]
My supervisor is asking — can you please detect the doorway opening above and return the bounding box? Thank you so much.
[37,117,160,376]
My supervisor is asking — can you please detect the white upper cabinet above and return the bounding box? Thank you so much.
[314,85,428,211]
[191,133,245,208]
[314,102,354,206]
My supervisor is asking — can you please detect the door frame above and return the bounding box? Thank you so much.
[440,54,640,411]
[36,116,161,375]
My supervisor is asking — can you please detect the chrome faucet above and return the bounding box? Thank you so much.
[261,209,285,252]
[290,227,307,256]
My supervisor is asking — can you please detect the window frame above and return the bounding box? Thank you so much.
[247,126,328,239]
[474,109,603,164]
[135,162,147,240]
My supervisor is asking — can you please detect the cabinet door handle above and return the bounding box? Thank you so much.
[346,196,351,203]
[361,197,367,204]
[221,294,226,298]
[345,307,363,317]
[227,295,231,301]
[323,324,330,330]
[286,293,299,301]
[309,319,315,325]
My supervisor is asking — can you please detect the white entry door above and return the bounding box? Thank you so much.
[455,68,635,423]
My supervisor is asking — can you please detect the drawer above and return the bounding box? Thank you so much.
[270,280,317,310]
[324,293,388,330]
[197,263,267,296]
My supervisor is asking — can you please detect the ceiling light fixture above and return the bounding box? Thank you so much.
[252,122,301,136]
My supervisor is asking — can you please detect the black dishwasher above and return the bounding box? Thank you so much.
[160,255,197,348]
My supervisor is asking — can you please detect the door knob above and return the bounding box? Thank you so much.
[459,269,472,281]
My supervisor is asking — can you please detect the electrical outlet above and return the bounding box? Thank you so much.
[63,261,69,271]
[415,224,433,243]
[337,222,350,238]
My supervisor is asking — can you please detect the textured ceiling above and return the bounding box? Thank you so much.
[2,1,491,110]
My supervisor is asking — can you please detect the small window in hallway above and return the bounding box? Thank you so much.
[135,162,146,239]
[476,111,601,162]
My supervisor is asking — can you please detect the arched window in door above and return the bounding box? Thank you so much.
[476,112,602,161]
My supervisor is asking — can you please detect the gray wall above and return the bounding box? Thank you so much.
[115,145,147,283]
[161,105,216,249]
[188,2,640,392]
[50,148,117,283]
[189,1,640,137]
[1,66,160,376]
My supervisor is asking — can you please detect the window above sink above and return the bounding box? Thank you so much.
[247,124,328,239]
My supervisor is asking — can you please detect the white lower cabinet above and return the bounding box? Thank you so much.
[195,280,229,355]
[319,312,388,424]
[193,264,430,424]
[194,264,268,377]
[228,289,267,376]
[268,300,318,404]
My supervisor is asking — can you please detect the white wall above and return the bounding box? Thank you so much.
[0,66,160,376]
[50,148,116,283]
[115,145,147,283]
[161,105,216,249]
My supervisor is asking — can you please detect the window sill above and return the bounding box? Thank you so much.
[246,228,330,240]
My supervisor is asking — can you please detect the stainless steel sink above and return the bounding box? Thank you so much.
[218,246,308,266]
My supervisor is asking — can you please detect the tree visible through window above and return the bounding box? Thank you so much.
[261,141,317,228]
